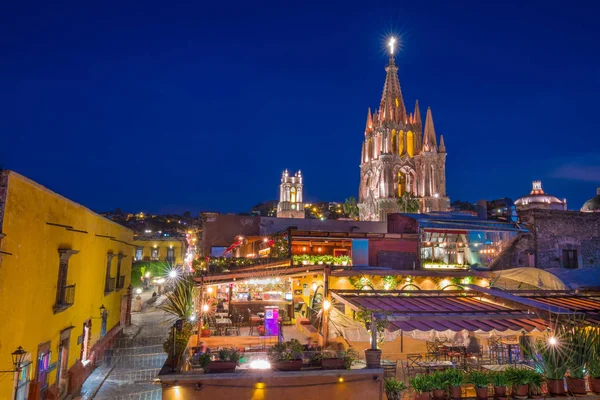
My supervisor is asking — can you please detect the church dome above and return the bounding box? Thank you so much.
[515,181,566,211]
[580,187,600,213]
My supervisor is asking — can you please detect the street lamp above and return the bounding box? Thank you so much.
[11,347,26,372]
[99,304,107,317]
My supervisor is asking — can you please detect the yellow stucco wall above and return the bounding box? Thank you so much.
[0,171,133,399]
[133,238,185,265]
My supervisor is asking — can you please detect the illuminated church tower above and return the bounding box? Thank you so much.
[277,169,305,219]
[358,38,450,221]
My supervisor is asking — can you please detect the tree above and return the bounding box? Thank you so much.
[183,210,191,218]
[343,197,359,219]
[397,192,421,213]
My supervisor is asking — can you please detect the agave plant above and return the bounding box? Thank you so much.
[490,371,509,387]
[589,328,600,379]
[410,374,433,394]
[522,331,569,380]
[467,371,490,388]
[444,369,465,387]
[563,323,595,379]
[158,274,196,322]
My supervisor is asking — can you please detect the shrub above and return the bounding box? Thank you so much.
[444,369,465,387]
[385,377,407,400]
[410,374,433,393]
[490,372,509,387]
[429,371,450,390]
[467,371,490,388]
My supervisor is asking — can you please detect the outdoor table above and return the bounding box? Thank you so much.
[416,360,455,373]
[215,318,232,335]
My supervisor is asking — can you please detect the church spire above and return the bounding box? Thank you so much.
[379,38,406,124]
[414,100,422,127]
[365,108,373,133]
[439,134,446,153]
[423,107,437,152]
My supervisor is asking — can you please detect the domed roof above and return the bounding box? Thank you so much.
[515,181,566,210]
[580,187,600,213]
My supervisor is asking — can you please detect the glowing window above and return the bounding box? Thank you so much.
[407,131,414,157]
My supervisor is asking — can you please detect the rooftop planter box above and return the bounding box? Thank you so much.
[268,339,303,372]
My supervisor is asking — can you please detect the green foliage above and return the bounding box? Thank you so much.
[410,374,432,394]
[217,347,241,363]
[192,352,212,368]
[343,197,359,219]
[504,367,530,386]
[429,370,450,390]
[397,192,421,213]
[467,371,490,388]
[267,339,304,362]
[526,370,544,395]
[563,323,596,378]
[443,369,465,387]
[382,275,401,290]
[522,332,569,380]
[163,322,193,361]
[341,348,359,369]
[132,261,169,285]
[589,328,600,378]
[490,372,509,387]
[158,274,195,321]
[292,254,352,266]
[348,276,373,290]
[269,233,290,259]
[384,377,407,400]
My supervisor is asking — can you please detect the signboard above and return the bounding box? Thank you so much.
[264,306,279,337]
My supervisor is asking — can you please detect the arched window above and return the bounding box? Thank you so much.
[407,131,414,157]
[391,130,397,154]
[398,130,405,155]
[397,172,406,197]
[290,187,296,203]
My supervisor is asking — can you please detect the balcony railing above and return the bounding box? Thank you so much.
[117,275,126,289]
[105,277,116,294]
[53,284,76,313]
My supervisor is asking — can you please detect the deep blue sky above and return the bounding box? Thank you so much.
[1,0,599,214]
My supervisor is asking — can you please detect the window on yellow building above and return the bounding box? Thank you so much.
[167,247,175,262]
[151,248,159,260]
[54,249,78,313]
[135,248,143,261]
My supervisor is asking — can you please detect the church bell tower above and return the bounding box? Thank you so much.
[277,169,305,219]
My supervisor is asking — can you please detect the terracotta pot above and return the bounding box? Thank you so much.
[494,386,506,398]
[546,379,566,396]
[513,384,528,397]
[415,392,431,400]
[200,329,211,337]
[590,377,600,394]
[365,349,382,369]
[321,358,345,370]
[204,361,237,373]
[450,385,462,400]
[566,377,587,395]
[272,359,303,371]
[475,386,488,400]
[432,389,445,400]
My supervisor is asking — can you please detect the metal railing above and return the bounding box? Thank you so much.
[105,277,116,293]
[117,275,126,289]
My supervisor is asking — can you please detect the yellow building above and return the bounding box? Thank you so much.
[133,236,187,265]
[0,171,134,400]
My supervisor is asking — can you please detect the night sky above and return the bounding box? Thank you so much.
[1,0,598,214]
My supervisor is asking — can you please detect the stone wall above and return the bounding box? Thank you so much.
[492,210,600,270]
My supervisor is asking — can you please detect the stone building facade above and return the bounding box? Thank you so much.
[277,169,305,219]
[491,209,600,270]
[358,53,449,221]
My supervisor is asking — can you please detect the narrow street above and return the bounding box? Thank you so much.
[80,293,169,400]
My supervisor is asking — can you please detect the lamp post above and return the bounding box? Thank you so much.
[0,346,28,400]
[99,304,108,336]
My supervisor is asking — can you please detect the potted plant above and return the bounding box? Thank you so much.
[429,371,449,400]
[526,370,544,399]
[589,328,600,394]
[342,348,359,370]
[320,350,345,370]
[522,334,568,396]
[505,367,529,398]
[467,371,489,400]
[410,374,432,400]
[444,369,465,400]
[268,339,303,371]
[565,324,595,395]
[490,372,509,398]
[385,377,407,400]
[205,347,241,373]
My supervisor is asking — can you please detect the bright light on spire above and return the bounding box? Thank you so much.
[388,37,396,55]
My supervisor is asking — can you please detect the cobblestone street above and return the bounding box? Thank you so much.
[81,294,169,400]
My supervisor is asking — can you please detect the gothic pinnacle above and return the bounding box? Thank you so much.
[423,107,437,151]
[439,134,446,153]
[365,108,373,132]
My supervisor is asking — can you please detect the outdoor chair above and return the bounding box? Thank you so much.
[400,360,412,381]
[382,360,398,378]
